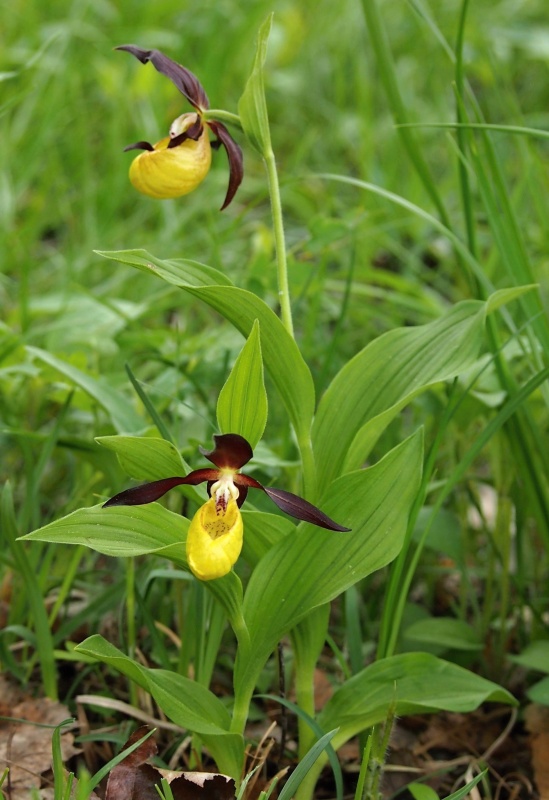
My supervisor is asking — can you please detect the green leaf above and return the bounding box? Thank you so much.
[94,249,232,287]
[96,250,315,442]
[318,652,516,748]
[440,771,487,800]
[276,729,338,800]
[236,430,423,692]
[237,14,273,156]
[96,435,188,481]
[508,640,549,673]
[21,503,189,561]
[313,297,494,494]
[408,784,440,800]
[526,676,549,705]
[24,504,245,636]
[241,509,294,565]
[27,346,143,433]
[404,618,483,651]
[74,635,244,778]
[217,319,268,448]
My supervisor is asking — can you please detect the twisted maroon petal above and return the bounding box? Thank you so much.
[207,120,244,209]
[116,45,209,111]
[236,474,350,531]
[103,468,219,507]
[167,116,203,149]
[123,141,155,152]
[200,434,253,470]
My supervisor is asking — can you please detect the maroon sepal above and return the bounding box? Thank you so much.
[103,469,219,507]
[116,45,209,111]
[207,120,244,210]
[124,141,155,152]
[263,486,351,531]
[200,433,253,470]
[236,474,351,531]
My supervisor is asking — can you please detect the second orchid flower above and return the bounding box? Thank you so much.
[104,434,350,581]
[118,45,243,209]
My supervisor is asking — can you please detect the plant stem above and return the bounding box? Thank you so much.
[264,147,294,338]
[203,109,243,131]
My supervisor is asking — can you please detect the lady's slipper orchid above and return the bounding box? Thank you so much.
[104,433,350,581]
[118,45,243,209]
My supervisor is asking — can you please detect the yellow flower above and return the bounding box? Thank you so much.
[187,495,243,581]
[118,45,243,209]
[104,433,350,582]
[128,114,212,200]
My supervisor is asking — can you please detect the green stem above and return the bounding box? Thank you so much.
[298,431,317,503]
[202,109,243,131]
[264,147,294,338]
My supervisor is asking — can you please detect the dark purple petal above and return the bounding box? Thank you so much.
[261,485,351,532]
[200,434,253,470]
[103,469,219,507]
[116,45,209,111]
[207,120,244,210]
[124,141,155,152]
[167,116,203,149]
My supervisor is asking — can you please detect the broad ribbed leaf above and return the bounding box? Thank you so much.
[27,346,143,433]
[235,430,423,691]
[217,320,268,448]
[23,504,244,631]
[318,652,516,747]
[97,435,188,480]
[314,298,485,493]
[22,503,188,560]
[95,249,232,287]
[96,250,315,441]
[404,618,483,651]
[237,14,273,156]
[240,510,295,565]
[75,635,244,778]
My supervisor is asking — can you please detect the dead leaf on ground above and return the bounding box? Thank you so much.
[105,726,236,800]
[0,678,79,800]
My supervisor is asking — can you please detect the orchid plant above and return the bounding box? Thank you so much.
[22,15,523,799]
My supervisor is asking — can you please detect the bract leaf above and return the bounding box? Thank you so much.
[96,435,190,481]
[237,14,273,156]
[217,320,268,448]
[96,249,315,443]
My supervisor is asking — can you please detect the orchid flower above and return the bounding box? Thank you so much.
[118,45,243,209]
[104,434,350,581]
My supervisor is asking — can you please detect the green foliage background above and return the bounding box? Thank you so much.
[2,0,549,785]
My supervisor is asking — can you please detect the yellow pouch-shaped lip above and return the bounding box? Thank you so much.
[129,130,212,200]
[186,497,243,581]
